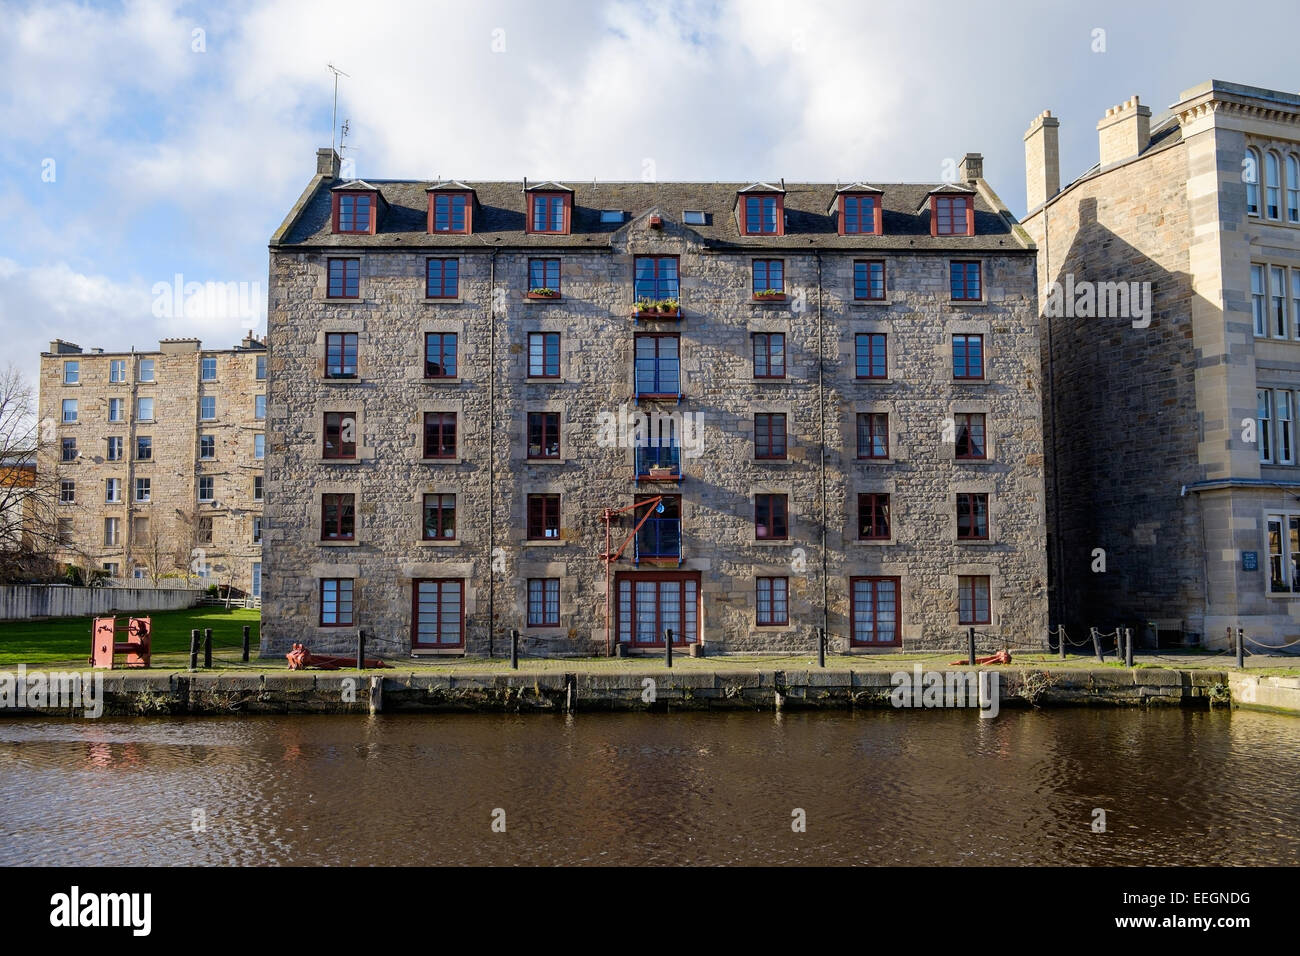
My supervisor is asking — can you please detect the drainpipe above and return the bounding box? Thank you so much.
[1041,202,1066,633]
[816,253,828,638]
[487,247,499,657]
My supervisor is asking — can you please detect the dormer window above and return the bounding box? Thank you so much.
[741,194,783,235]
[527,189,572,234]
[429,192,471,233]
[839,193,882,235]
[931,193,974,237]
[331,183,384,235]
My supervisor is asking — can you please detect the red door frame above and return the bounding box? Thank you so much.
[411,578,465,649]
[615,570,700,647]
[849,576,902,647]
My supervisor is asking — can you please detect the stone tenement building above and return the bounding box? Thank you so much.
[39,336,267,597]
[1022,80,1300,650]
[261,147,1047,657]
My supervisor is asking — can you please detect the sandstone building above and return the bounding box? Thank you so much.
[1022,80,1300,650]
[262,147,1047,656]
[39,336,267,598]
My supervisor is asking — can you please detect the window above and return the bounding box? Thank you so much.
[682,210,706,225]
[955,413,987,460]
[135,477,150,502]
[527,493,561,540]
[108,398,124,422]
[1246,148,1261,217]
[103,517,119,546]
[856,413,888,459]
[320,579,354,626]
[425,333,458,378]
[135,436,151,460]
[858,492,891,540]
[851,577,900,646]
[422,493,456,540]
[63,361,79,385]
[1252,264,1267,336]
[1260,388,1297,465]
[61,438,77,462]
[60,480,75,503]
[527,578,561,627]
[957,493,989,540]
[426,258,459,298]
[634,256,679,302]
[753,333,785,379]
[132,516,148,539]
[105,478,121,503]
[754,413,787,460]
[102,562,119,576]
[530,193,568,233]
[109,359,126,383]
[1266,152,1281,220]
[528,258,561,294]
[325,332,358,378]
[527,412,561,459]
[56,518,73,546]
[1259,389,1274,463]
[752,259,784,295]
[431,193,469,233]
[423,412,457,459]
[958,575,991,625]
[854,333,887,379]
[321,493,355,541]
[256,354,267,380]
[255,394,266,420]
[105,436,123,461]
[323,412,357,459]
[251,563,262,598]
[1266,514,1300,592]
[337,193,372,233]
[254,433,265,460]
[953,334,985,379]
[252,517,262,543]
[950,261,981,300]
[528,332,561,379]
[756,577,789,626]
[755,493,788,540]
[412,579,463,647]
[61,399,77,423]
[841,194,879,235]
[137,359,155,382]
[196,516,213,545]
[933,195,973,236]
[634,494,681,561]
[742,194,781,235]
[200,356,217,381]
[327,258,360,299]
[1279,392,1294,465]
[198,476,214,502]
[1288,154,1300,224]
[853,260,885,301]
[199,396,215,421]
[1293,271,1300,341]
[599,209,624,223]
[634,334,680,396]
[1272,266,1289,338]
[136,397,154,421]
[253,476,263,501]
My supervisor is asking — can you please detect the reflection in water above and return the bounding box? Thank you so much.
[0,709,1298,866]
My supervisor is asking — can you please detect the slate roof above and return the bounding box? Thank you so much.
[275,179,1030,252]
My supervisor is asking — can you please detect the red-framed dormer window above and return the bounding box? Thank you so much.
[333,192,375,234]
[741,194,783,235]
[528,193,571,234]
[840,194,882,235]
[931,194,974,236]
[429,192,471,234]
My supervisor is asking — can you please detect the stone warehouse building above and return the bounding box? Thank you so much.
[261,147,1047,657]
[1022,80,1300,650]
[39,336,267,598]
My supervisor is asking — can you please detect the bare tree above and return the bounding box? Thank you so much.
[172,508,210,587]
[0,363,62,583]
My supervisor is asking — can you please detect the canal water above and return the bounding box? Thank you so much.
[2,708,1298,866]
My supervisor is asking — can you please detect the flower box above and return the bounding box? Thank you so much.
[528,288,561,299]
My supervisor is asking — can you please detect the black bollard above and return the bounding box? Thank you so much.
[203,628,213,669]
[817,627,825,669]
[1058,626,1066,661]
[189,629,200,671]
[241,625,250,663]
[1236,627,1245,669]
[357,628,366,671]
[1091,627,1104,663]
[664,628,673,669]
[1125,627,1134,668]
[967,627,976,666]
[510,629,519,670]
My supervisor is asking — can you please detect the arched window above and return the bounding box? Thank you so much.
[1266,150,1281,220]
[1287,153,1300,224]
[1245,148,1261,216]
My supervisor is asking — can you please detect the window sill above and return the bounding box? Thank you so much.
[753,538,791,546]
[525,294,563,303]
[953,378,988,385]
[318,458,362,465]
[753,623,796,632]
[523,539,567,547]
[424,296,464,305]
[423,376,463,385]
[321,376,362,384]
[956,538,997,546]
[850,299,891,307]
[950,299,988,308]
[421,457,463,465]
[754,457,793,465]
[854,457,893,465]
[416,539,461,548]
[852,538,897,546]
[525,457,566,465]
[319,539,360,547]
[954,458,994,465]
[751,295,787,304]
[525,377,565,385]
[411,648,465,657]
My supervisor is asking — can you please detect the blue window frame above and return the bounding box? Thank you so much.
[634,334,680,396]
[634,256,679,301]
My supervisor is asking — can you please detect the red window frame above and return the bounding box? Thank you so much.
[741,193,784,235]
[858,492,891,540]
[527,493,561,540]
[957,492,990,540]
[954,413,987,460]
[850,576,901,647]
[855,333,887,379]
[528,332,561,379]
[527,192,570,234]
[755,493,789,540]
[423,412,457,460]
[755,576,789,626]
[527,578,561,628]
[950,260,982,301]
[424,332,458,379]
[332,192,374,234]
[752,259,784,295]
[853,260,886,300]
[931,195,974,236]
[327,258,360,299]
[422,493,456,541]
[839,194,882,235]
[754,412,787,460]
[321,493,355,541]
[856,413,889,460]
[528,258,561,294]
[953,334,985,379]
[325,332,357,377]
[958,575,991,625]
[616,571,700,647]
[411,578,464,648]
[428,192,471,234]
[752,332,785,379]
[426,257,459,299]
[319,578,354,627]
[323,411,357,459]
[527,411,561,460]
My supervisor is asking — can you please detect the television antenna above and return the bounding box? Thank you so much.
[327,63,350,156]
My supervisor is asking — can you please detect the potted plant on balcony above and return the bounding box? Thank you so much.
[753,288,785,301]
[648,464,674,478]
[529,287,560,299]
[659,298,680,316]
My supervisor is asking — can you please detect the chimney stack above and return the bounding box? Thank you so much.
[317,147,341,179]
[48,339,82,354]
[1024,110,1061,212]
[1096,95,1150,167]
[958,152,984,182]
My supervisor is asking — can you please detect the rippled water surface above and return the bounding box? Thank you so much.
[2,709,1298,865]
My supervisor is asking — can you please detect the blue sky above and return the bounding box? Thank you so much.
[1,0,1297,387]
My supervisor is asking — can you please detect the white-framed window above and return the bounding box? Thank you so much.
[135,477,151,502]
[109,359,126,383]
[254,433,265,460]
[1272,266,1289,338]
[108,398,124,422]
[1289,154,1300,225]
[251,562,262,598]
[59,480,75,503]
[253,476,263,501]
[198,476,214,502]
[106,436,123,461]
[102,562,119,576]
[200,396,216,420]
[200,435,215,459]
[1259,388,1274,463]
[256,355,267,380]
[61,398,77,422]
[1266,151,1282,220]
[252,517,262,543]
[201,356,218,381]
[255,394,266,419]
[63,361,79,385]
[1266,513,1300,593]
[138,359,155,382]
[106,478,121,503]
[1279,392,1295,465]
[137,397,154,421]
[1252,264,1266,336]
[1293,271,1300,341]
[1246,148,1261,217]
[133,567,148,580]
[103,517,120,546]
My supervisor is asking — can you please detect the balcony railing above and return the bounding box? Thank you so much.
[634,517,682,565]
[635,445,682,480]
